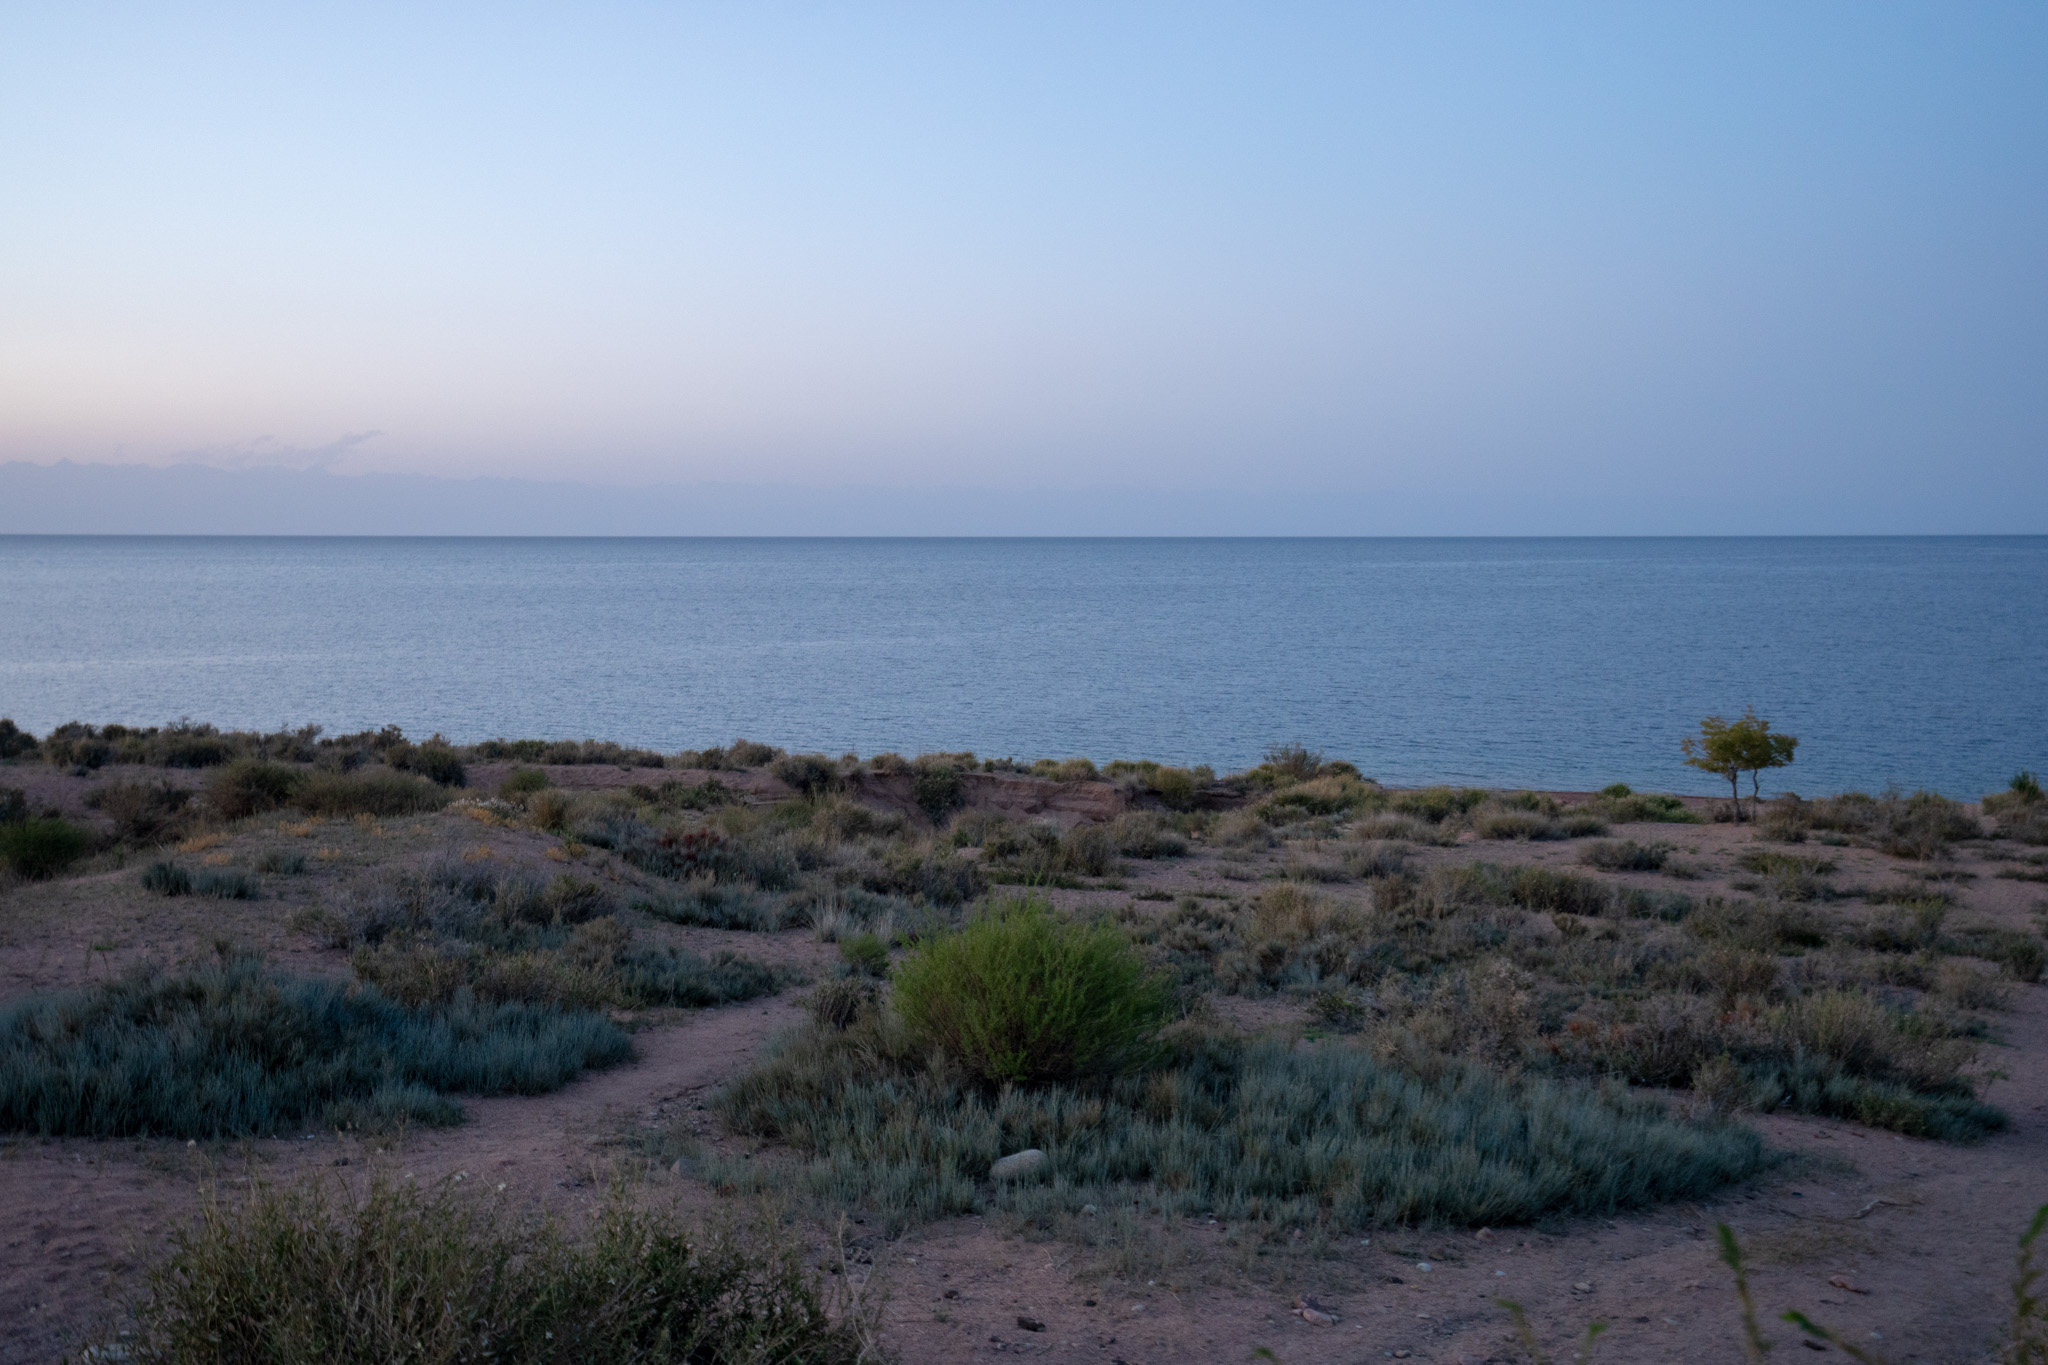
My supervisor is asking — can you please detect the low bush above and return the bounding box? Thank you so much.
[204,759,303,820]
[1589,785,1701,824]
[255,848,307,875]
[293,770,450,818]
[108,1176,872,1365]
[1800,788,1982,859]
[713,1022,1767,1234]
[1111,811,1188,858]
[909,757,965,822]
[0,719,37,760]
[771,753,841,797]
[142,861,193,896]
[635,881,801,932]
[980,822,1118,885]
[0,957,632,1137]
[194,869,259,899]
[387,740,466,787]
[499,766,551,796]
[1581,839,1670,872]
[0,786,26,824]
[1389,786,1490,825]
[0,817,92,879]
[891,897,1169,1086]
[85,778,194,843]
[1475,809,1559,841]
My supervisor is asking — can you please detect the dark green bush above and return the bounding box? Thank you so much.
[293,770,449,817]
[839,931,891,979]
[1589,786,1702,824]
[499,766,550,796]
[0,957,632,1137]
[891,897,1169,1086]
[1580,839,1670,872]
[206,759,303,820]
[142,861,194,896]
[255,849,307,875]
[194,869,259,900]
[0,786,27,825]
[388,740,466,787]
[1391,786,1490,824]
[910,757,964,822]
[110,1176,871,1365]
[0,718,36,760]
[1111,811,1187,858]
[0,817,92,879]
[771,753,841,797]
[86,777,194,842]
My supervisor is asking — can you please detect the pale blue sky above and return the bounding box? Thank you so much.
[2,4,2043,530]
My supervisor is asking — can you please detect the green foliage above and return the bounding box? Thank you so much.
[891,897,1169,1086]
[498,766,551,796]
[85,777,194,842]
[1580,840,1671,872]
[771,752,841,797]
[142,861,194,896]
[387,740,467,787]
[910,757,965,822]
[0,817,92,878]
[714,1022,1767,1233]
[1682,708,1798,820]
[205,759,303,820]
[293,769,451,818]
[1111,811,1188,858]
[0,718,37,760]
[194,868,260,900]
[0,957,632,1137]
[0,785,25,824]
[109,1177,872,1365]
[840,931,892,978]
[1589,787,1701,824]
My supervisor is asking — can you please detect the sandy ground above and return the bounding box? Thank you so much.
[2,765,2045,1364]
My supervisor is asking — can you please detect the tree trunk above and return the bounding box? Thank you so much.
[1729,770,1742,822]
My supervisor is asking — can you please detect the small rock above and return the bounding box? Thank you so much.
[1017,1316,1045,1332]
[1573,1281,1594,1293]
[1394,1352,1412,1359]
[943,1289,959,1299]
[1415,1262,1431,1272]
[1299,1307,1335,1326]
[1827,1275,1868,1295]
[670,1158,694,1177]
[1080,1204,1098,1215]
[990,1148,1048,1181]
[1474,1227,1497,1244]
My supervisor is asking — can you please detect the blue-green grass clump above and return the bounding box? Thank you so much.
[715,1023,1767,1233]
[0,957,632,1137]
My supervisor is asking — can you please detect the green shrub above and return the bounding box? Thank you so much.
[771,753,841,797]
[0,718,36,760]
[1589,786,1701,824]
[1581,840,1670,872]
[205,759,302,820]
[142,861,193,896]
[1111,811,1187,858]
[194,869,259,900]
[1475,809,1558,841]
[910,757,965,821]
[714,1024,1767,1233]
[0,958,632,1137]
[85,777,194,842]
[388,741,466,787]
[634,882,801,932]
[109,1176,871,1365]
[839,931,892,979]
[1391,786,1490,824]
[293,769,449,817]
[890,897,1169,1085]
[499,766,550,796]
[0,817,92,879]
[0,786,25,824]
[255,849,307,875]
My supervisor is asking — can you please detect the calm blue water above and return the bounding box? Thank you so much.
[0,537,2041,798]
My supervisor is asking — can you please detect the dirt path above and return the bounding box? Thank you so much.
[0,997,804,1365]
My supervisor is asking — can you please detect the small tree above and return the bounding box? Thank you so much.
[1682,708,1798,821]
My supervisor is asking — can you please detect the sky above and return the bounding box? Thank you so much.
[2,3,2044,532]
